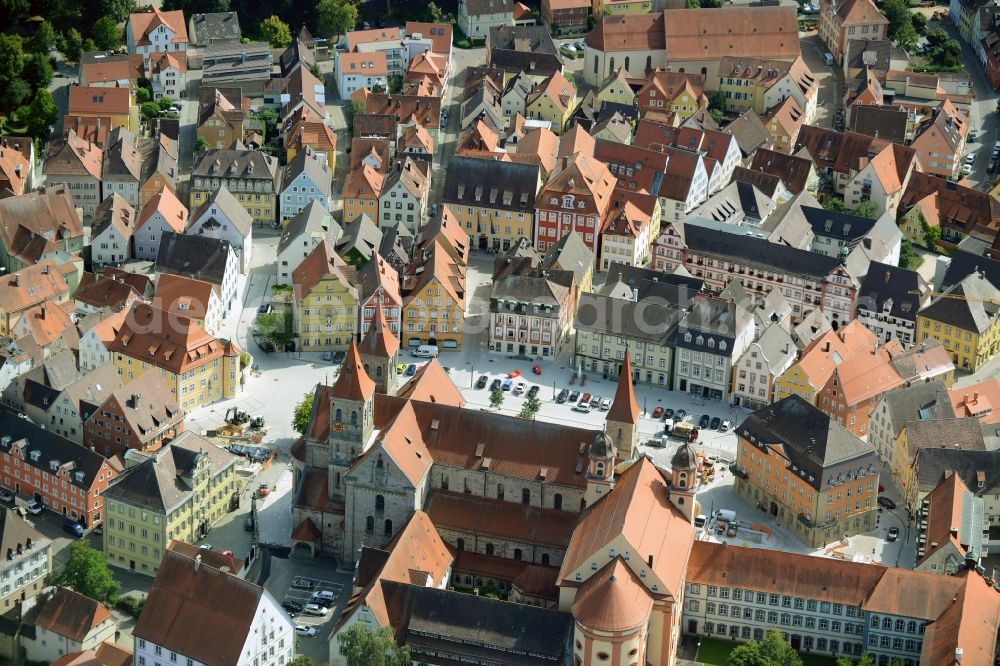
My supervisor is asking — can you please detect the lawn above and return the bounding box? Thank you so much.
[696,637,840,666]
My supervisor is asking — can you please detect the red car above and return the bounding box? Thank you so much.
[652,406,664,419]
[581,392,592,404]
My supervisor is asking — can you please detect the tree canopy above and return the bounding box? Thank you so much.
[53,542,121,604]
[317,0,358,39]
[883,0,917,50]
[292,391,315,434]
[728,630,804,666]
[259,15,293,48]
[337,624,411,666]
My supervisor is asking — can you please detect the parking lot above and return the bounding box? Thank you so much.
[282,575,344,628]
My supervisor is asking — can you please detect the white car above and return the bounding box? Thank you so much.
[966,153,977,165]
[311,590,336,604]
[720,419,732,431]
[572,401,592,413]
[25,500,42,515]
[599,398,612,410]
[303,604,329,617]
[961,164,973,175]
[513,382,526,396]
[295,625,318,637]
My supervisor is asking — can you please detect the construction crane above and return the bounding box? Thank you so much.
[909,289,1000,306]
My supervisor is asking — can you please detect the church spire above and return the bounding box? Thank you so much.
[330,340,375,401]
[360,301,399,359]
[607,353,640,425]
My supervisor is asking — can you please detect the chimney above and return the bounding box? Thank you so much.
[823,341,830,352]
[11,275,18,287]
[42,264,49,275]
[647,554,653,567]
[950,527,959,537]
[195,554,202,571]
[963,393,969,404]
[973,391,979,402]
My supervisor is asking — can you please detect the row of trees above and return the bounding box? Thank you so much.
[728,630,902,666]
[162,0,358,44]
[0,31,57,137]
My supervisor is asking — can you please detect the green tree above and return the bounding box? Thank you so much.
[489,386,504,410]
[518,395,542,419]
[852,199,881,219]
[23,88,57,137]
[926,27,949,48]
[92,16,121,51]
[136,87,151,104]
[685,0,700,7]
[140,101,160,119]
[157,95,174,111]
[824,196,847,212]
[259,15,293,48]
[0,34,26,86]
[63,28,83,61]
[161,0,230,13]
[3,79,32,112]
[292,390,315,434]
[426,0,443,22]
[709,108,724,124]
[32,21,58,54]
[708,90,726,113]
[286,657,319,666]
[317,0,359,39]
[337,624,411,666]
[194,136,210,153]
[899,239,921,270]
[882,0,916,49]
[345,98,365,134]
[728,630,803,666]
[53,542,121,604]
[836,655,875,666]
[95,0,136,23]
[922,219,941,250]
[388,75,403,93]
[22,52,54,88]
[911,10,927,34]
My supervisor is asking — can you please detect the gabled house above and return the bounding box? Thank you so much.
[276,201,340,286]
[0,262,70,338]
[526,71,577,134]
[292,241,359,351]
[909,98,968,179]
[155,232,239,316]
[400,240,467,349]
[377,158,430,234]
[534,153,616,257]
[196,87,258,150]
[25,588,115,664]
[83,371,183,457]
[91,194,136,267]
[100,128,142,208]
[66,86,138,145]
[819,0,889,63]
[74,273,142,316]
[0,136,34,197]
[133,186,188,261]
[459,0,515,40]
[126,7,189,61]
[78,308,128,372]
[187,185,254,272]
[343,165,385,225]
[21,362,122,444]
[138,133,178,210]
[152,272,224,336]
[41,130,103,221]
[148,51,187,101]
[280,146,332,223]
[0,187,84,274]
[284,108,337,172]
[635,70,708,121]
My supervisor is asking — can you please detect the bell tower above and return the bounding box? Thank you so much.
[327,340,376,502]
[606,353,640,460]
[584,431,617,508]
[668,441,700,523]
[359,301,399,395]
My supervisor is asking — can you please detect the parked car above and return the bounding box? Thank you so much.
[590,395,601,408]
[726,522,738,537]
[675,409,687,420]
[710,417,721,430]
[513,381,526,396]
[699,414,711,428]
[887,527,899,542]
[502,378,513,391]
[990,160,998,174]
[331,351,346,364]
[600,398,611,410]
[396,363,408,374]
[572,401,592,413]
[720,419,732,431]
[303,604,329,617]
[574,41,585,50]
[405,364,418,376]
[556,389,569,403]
[961,164,973,175]
[490,378,502,392]
[581,392,592,404]
[26,499,42,515]
[311,590,336,605]
[295,625,318,637]
[321,351,333,361]
[0,488,13,504]
[62,519,84,537]
[527,385,540,399]
[653,406,664,419]
[475,375,489,389]
[282,600,304,614]
[257,303,271,314]
[877,496,896,510]
[663,408,674,420]
[199,544,213,550]
[568,390,580,402]
[291,577,315,590]
[966,152,977,165]
[244,516,254,532]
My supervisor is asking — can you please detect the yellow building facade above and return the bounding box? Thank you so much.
[293,244,359,352]
[401,242,466,350]
[772,362,820,405]
[103,434,238,576]
[190,187,276,226]
[915,315,999,373]
[592,0,652,14]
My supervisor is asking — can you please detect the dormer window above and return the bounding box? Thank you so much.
[30,450,40,462]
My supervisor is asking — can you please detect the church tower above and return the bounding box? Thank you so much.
[358,301,399,395]
[327,340,376,502]
[584,431,617,508]
[668,441,700,523]
[606,353,640,460]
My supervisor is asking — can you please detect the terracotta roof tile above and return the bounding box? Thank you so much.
[35,587,112,643]
[360,301,399,359]
[424,490,577,548]
[128,7,188,46]
[395,359,465,407]
[607,353,640,423]
[330,340,375,402]
[662,6,800,61]
[572,558,652,632]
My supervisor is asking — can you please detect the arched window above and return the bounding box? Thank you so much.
[485,543,494,556]
[376,366,383,377]
[554,493,562,510]
[384,519,392,535]
[365,516,374,533]
[580,498,586,511]
[593,56,599,75]
[376,495,385,511]
[441,475,449,490]
[457,538,465,551]
[646,55,652,70]
[596,462,605,476]
[514,548,523,560]
[497,484,505,500]
[522,488,530,505]
[351,411,358,426]
[364,363,370,375]
[376,457,384,469]
[701,66,707,76]
[609,57,615,71]
[678,472,687,488]
[335,408,343,422]
[624,56,630,71]
[541,553,550,565]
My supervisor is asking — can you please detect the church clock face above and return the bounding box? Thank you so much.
[332,422,346,432]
